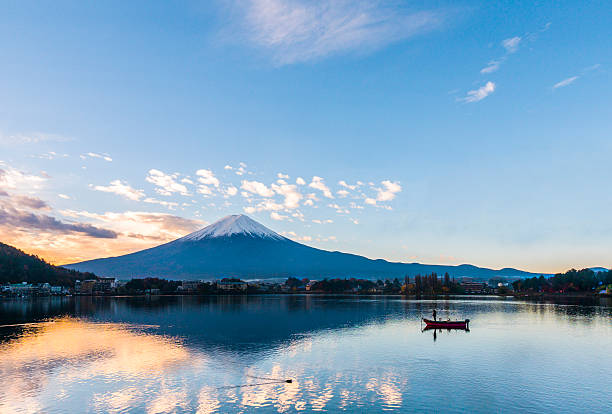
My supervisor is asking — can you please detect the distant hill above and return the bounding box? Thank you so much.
[66,214,544,281]
[0,242,96,286]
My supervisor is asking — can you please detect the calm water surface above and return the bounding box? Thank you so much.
[0,295,610,413]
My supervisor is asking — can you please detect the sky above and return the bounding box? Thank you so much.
[0,0,611,272]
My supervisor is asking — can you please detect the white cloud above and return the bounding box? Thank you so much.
[272,182,302,209]
[338,180,358,190]
[480,59,502,74]
[553,76,579,89]
[312,219,333,224]
[81,152,113,162]
[196,169,220,187]
[281,231,312,242]
[241,180,275,197]
[243,206,256,214]
[328,203,349,214]
[350,218,359,224]
[502,36,521,53]
[224,165,233,170]
[277,172,290,179]
[146,169,190,196]
[92,180,145,201]
[270,211,289,221]
[365,197,377,205]
[0,165,47,190]
[303,199,314,206]
[225,185,238,196]
[337,189,350,197]
[376,180,401,201]
[460,81,496,103]
[58,194,71,200]
[296,177,306,185]
[233,0,445,65]
[309,176,334,198]
[143,197,179,210]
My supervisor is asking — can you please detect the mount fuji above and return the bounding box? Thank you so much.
[65,214,541,280]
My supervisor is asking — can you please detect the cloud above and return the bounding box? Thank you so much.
[11,194,50,210]
[303,199,314,206]
[146,169,191,196]
[195,169,220,187]
[241,180,275,197]
[92,180,145,201]
[277,173,289,179]
[225,162,248,176]
[270,211,289,221]
[196,169,220,195]
[312,219,333,224]
[58,194,71,200]
[271,182,302,209]
[281,231,312,242]
[0,203,117,239]
[0,131,71,146]
[224,185,238,196]
[338,180,358,190]
[337,189,350,197]
[480,59,502,74]
[143,197,179,209]
[296,177,306,185]
[502,36,521,53]
[460,81,496,103]
[553,76,579,89]
[365,198,377,205]
[0,165,47,190]
[232,0,446,64]
[81,152,113,162]
[309,176,334,198]
[376,180,401,201]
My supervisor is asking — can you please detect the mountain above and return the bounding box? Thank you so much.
[589,267,610,273]
[65,214,543,281]
[0,242,96,286]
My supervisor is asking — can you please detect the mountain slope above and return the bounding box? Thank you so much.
[65,214,542,280]
[0,242,96,286]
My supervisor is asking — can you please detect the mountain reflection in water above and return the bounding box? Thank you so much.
[0,295,611,413]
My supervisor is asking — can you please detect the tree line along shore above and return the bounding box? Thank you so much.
[1,241,610,297]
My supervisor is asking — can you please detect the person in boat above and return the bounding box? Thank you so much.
[432,309,437,321]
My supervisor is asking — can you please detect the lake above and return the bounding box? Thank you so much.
[1,295,611,413]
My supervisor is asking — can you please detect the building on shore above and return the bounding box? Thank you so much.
[217,278,248,292]
[460,280,489,294]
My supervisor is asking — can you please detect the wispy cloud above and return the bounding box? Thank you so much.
[309,176,334,198]
[81,152,113,162]
[553,76,579,89]
[501,36,521,53]
[229,0,447,64]
[460,81,496,103]
[0,131,71,146]
[480,59,502,74]
[92,180,145,201]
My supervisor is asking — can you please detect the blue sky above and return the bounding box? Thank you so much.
[0,0,610,272]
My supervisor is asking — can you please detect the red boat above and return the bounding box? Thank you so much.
[423,318,470,329]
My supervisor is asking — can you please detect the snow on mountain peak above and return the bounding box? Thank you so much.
[179,214,286,241]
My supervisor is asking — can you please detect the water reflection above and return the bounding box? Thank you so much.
[0,296,610,413]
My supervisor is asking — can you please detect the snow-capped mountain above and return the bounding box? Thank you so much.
[65,214,542,280]
[178,214,286,241]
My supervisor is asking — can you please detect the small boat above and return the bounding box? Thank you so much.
[423,318,469,329]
